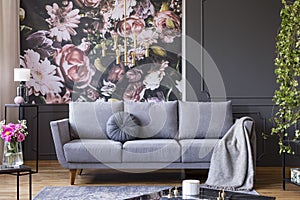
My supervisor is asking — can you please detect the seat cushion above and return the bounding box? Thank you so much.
[178,101,233,139]
[122,139,181,163]
[69,101,123,139]
[106,112,140,143]
[63,139,122,163]
[124,101,178,139]
[179,139,219,163]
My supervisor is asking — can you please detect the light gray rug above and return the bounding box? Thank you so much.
[33,186,170,200]
[33,185,260,200]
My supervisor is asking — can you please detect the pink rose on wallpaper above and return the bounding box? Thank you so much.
[86,88,100,101]
[55,44,95,90]
[107,65,125,83]
[74,0,102,8]
[45,91,71,104]
[116,16,145,37]
[123,82,145,102]
[126,68,143,82]
[154,11,181,43]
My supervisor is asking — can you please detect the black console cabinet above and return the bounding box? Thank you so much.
[36,105,69,160]
[5,104,69,161]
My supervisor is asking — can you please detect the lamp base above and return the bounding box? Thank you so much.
[14,96,24,104]
[16,82,28,104]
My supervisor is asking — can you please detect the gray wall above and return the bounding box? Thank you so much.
[186,0,294,166]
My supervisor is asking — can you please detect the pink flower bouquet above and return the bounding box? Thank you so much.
[1,120,29,167]
[0,120,29,143]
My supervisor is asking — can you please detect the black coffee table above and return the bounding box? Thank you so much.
[125,186,275,200]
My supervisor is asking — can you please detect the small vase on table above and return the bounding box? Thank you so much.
[0,120,28,168]
[2,141,23,168]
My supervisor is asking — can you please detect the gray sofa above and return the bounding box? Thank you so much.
[50,100,254,185]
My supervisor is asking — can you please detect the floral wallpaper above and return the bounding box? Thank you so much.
[20,0,183,104]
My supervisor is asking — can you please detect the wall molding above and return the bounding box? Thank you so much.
[233,110,267,162]
[209,95,274,106]
[200,0,277,102]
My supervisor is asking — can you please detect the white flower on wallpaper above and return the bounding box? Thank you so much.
[101,80,116,96]
[111,0,137,20]
[20,49,64,96]
[137,29,158,46]
[45,2,81,42]
[134,0,155,19]
[143,61,169,90]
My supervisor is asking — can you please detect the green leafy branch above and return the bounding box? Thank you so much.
[270,0,300,154]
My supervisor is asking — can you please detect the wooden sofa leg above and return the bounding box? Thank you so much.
[70,169,77,185]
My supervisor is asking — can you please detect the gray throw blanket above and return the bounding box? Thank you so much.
[205,117,256,191]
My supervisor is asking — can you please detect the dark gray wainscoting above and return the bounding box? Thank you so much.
[23,105,69,160]
[232,98,300,167]
[231,98,280,166]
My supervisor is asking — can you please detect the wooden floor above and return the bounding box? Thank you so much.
[0,160,299,200]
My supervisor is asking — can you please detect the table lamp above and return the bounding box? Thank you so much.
[14,68,30,104]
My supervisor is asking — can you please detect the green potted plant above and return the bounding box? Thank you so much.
[268,0,300,154]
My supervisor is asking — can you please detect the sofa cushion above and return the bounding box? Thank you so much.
[106,112,140,143]
[122,139,181,163]
[124,101,178,139]
[63,139,122,163]
[69,101,123,139]
[179,139,219,163]
[178,101,233,139]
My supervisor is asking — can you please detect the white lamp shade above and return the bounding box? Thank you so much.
[14,68,30,82]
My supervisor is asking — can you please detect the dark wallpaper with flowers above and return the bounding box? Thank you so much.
[20,0,183,104]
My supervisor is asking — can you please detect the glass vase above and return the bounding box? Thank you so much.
[2,141,23,168]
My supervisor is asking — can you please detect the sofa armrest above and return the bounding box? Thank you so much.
[50,118,71,168]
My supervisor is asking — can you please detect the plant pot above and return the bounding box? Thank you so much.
[2,141,23,168]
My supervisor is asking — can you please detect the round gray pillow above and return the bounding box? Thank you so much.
[106,112,140,143]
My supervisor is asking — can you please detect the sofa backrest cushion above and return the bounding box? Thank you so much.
[178,101,233,139]
[124,101,178,139]
[69,101,124,139]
